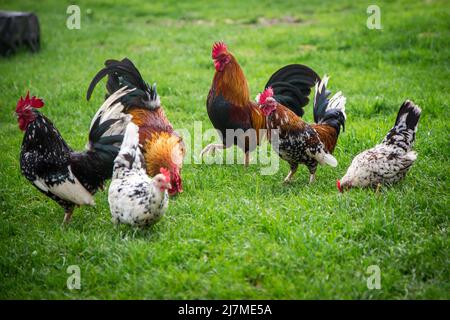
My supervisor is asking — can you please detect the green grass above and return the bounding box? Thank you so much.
[0,0,449,299]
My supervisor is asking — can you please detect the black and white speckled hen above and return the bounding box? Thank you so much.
[17,89,133,223]
[257,75,346,183]
[108,122,170,227]
[337,100,421,192]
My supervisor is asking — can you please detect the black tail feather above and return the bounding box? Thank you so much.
[86,67,113,101]
[86,58,159,110]
[383,100,421,151]
[265,64,320,117]
[88,117,121,143]
[394,100,421,132]
[313,76,346,135]
[87,109,129,171]
[87,58,146,100]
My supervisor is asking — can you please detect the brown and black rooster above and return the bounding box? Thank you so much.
[257,76,346,183]
[17,89,133,223]
[86,58,185,195]
[201,41,320,166]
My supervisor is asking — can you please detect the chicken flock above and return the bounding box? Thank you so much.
[15,42,422,226]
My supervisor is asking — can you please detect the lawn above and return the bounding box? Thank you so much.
[0,0,448,299]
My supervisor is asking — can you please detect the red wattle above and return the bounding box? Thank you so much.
[336,180,343,192]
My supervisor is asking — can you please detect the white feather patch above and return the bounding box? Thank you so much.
[33,179,49,192]
[310,149,338,167]
[88,86,136,131]
[36,167,95,206]
[322,153,338,167]
[327,91,347,119]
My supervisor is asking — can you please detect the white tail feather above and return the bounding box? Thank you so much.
[405,151,417,162]
[315,75,329,95]
[314,74,347,123]
[89,86,135,132]
[115,122,143,171]
[316,150,338,167]
[323,153,338,167]
[327,91,347,119]
[86,87,135,150]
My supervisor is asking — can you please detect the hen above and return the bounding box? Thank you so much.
[202,41,320,166]
[337,100,421,192]
[17,89,132,223]
[86,58,184,195]
[257,76,346,183]
[108,122,170,227]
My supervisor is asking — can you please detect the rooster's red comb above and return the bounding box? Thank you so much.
[16,91,44,113]
[160,167,171,183]
[258,87,274,105]
[212,41,228,59]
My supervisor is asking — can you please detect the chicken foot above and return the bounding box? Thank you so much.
[200,143,224,158]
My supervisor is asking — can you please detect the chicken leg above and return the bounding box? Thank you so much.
[200,143,224,158]
[283,164,298,183]
[375,183,382,194]
[62,207,74,224]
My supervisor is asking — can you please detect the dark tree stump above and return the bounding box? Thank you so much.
[0,11,40,56]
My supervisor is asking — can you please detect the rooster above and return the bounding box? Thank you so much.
[201,41,320,166]
[16,88,133,223]
[257,76,346,183]
[108,122,171,227]
[337,100,421,192]
[86,58,184,195]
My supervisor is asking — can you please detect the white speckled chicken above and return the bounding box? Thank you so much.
[337,100,421,192]
[108,122,171,227]
[257,76,346,183]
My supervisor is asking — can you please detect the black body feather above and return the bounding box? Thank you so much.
[206,92,253,149]
[265,64,320,117]
[20,110,125,211]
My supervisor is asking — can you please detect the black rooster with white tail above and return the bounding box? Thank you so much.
[108,122,171,227]
[17,88,133,223]
[337,100,421,192]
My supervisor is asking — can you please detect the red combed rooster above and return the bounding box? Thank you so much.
[16,88,133,223]
[86,58,185,195]
[257,75,346,183]
[201,41,320,166]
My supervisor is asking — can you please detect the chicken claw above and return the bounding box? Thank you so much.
[200,143,224,158]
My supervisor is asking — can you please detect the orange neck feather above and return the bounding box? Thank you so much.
[212,55,250,106]
[143,132,184,176]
